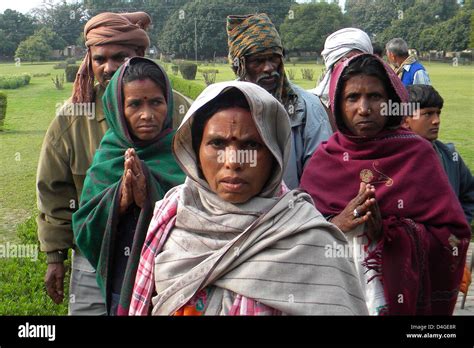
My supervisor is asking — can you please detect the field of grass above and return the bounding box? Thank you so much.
[0,62,71,315]
[0,59,472,315]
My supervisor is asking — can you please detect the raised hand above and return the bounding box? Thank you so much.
[365,197,383,241]
[127,149,147,209]
[330,182,381,240]
[119,148,147,214]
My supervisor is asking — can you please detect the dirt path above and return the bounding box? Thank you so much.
[0,208,31,243]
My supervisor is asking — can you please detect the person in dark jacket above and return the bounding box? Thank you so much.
[403,84,474,224]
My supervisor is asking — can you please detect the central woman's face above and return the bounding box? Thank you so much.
[199,107,274,204]
[123,78,167,141]
[340,74,389,137]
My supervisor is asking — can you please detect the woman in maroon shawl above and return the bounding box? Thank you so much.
[300,53,470,315]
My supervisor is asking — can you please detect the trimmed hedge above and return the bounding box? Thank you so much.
[171,65,179,75]
[0,92,7,129]
[179,62,198,80]
[53,62,68,69]
[32,72,51,77]
[199,68,219,86]
[0,74,32,89]
[65,65,79,83]
[168,74,204,100]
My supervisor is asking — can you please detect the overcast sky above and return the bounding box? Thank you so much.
[0,0,346,15]
[0,0,50,14]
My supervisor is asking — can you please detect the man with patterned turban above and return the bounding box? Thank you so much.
[36,12,190,315]
[226,13,332,189]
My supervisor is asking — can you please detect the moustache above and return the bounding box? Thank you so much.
[256,71,280,84]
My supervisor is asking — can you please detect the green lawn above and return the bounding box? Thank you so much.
[0,59,472,315]
[0,62,71,314]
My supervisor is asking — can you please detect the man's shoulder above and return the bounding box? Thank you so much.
[171,89,193,105]
[412,60,427,71]
[290,83,319,102]
[290,82,328,121]
[290,83,325,110]
[45,99,76,138]
[45,99,103,145]
[434,139,456,154]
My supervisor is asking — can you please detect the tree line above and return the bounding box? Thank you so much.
[1,0,472,62]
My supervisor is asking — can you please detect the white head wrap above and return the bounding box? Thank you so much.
[309,28,373,106]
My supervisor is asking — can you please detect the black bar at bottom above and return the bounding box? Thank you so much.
[0,315,472,346]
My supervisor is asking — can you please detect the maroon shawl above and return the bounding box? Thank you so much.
[300,54,471,315]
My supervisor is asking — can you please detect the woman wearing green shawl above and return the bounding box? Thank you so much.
[72,57,185,315]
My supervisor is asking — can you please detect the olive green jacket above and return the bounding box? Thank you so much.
[36,86,191,263]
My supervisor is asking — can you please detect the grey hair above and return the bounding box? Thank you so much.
[385,38,409,57]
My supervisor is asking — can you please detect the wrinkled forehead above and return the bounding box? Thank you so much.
[341,73,386,90]
[203,107,260,136]
[90,44,139,57]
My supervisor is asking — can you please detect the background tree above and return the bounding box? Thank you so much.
[83,0,189,48]
[377,0,464,52]
[0,29,17,59]
[418,10,472,51]
[471,11,474,48]
[31,1,87,46]
[345,0,415,37]
[280,2,348,55]
[157,0,294,60]
[35,27,67,51]
[0,10,36,58]
[15,35,51,62]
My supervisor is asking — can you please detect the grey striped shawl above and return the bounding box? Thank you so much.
[151,189,368,315]
[150,81,368,315]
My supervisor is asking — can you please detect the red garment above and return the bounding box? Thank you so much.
[300,54,471,315]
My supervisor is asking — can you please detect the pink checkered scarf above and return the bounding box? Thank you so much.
[229,294,281,315]
[129,184,289,316]
[129,187,179,315]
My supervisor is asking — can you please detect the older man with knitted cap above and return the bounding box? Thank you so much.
[227,13,332,189]
[36,12,190,315]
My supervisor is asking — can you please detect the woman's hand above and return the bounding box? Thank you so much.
[365,198,383,241]
[119,168,134,214]
[330,183,382,240]
[127,149,147,209]
[119,148,147,214]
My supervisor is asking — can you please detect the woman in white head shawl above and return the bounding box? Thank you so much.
[309,28,373,107]
[129,81,368,316]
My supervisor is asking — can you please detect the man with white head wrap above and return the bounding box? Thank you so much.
[309,27,373,107]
